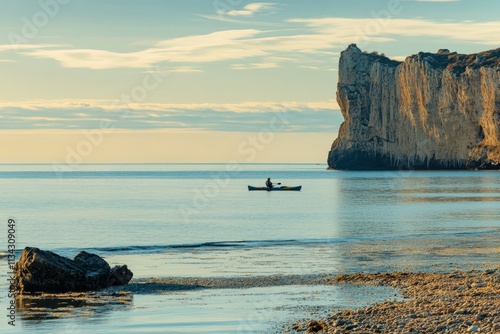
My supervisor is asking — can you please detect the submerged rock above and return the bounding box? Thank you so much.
[14,247,133,293]
[328,44,500,170]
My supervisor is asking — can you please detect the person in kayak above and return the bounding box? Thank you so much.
[265,178,273,189]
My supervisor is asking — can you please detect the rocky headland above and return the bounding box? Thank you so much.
[328,45,500,170]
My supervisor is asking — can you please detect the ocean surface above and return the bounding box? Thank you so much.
[0,163,499,333]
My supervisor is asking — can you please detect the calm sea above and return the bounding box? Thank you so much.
[0,164,499,333]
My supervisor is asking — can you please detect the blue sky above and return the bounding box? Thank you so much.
[1,0,499,163]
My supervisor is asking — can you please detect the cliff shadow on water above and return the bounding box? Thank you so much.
[328,44,500,171]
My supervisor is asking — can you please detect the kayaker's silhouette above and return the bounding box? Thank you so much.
[265,178,273,188]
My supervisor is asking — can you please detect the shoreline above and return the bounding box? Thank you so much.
[292,269,500,333]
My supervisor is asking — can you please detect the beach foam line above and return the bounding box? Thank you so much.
[51,229,500,257]
[89,239,316,254]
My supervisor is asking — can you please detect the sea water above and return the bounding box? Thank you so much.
[0,164,499,333]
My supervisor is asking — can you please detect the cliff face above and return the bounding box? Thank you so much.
[328,44,500,170]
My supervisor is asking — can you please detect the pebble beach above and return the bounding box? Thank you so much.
[292,269,500,334]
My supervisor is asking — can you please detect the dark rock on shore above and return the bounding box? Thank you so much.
[328,44,500,170]
[14,247,133,293]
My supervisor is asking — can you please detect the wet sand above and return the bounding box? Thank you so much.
[294,269,500,333]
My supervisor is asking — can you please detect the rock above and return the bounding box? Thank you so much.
[467,325,479,332]
[471,282,487,288]
[345,323,358,330]
[307,320,327,333]
[14,247,133,293]
[14,247,86,293]
[335,318,347,326]
[292,321,304,332]
[108,265,134,286]
[328,44,500,170]
[436,325,447,332]
[74,251,111,288]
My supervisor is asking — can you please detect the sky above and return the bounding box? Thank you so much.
[1,0,499,164]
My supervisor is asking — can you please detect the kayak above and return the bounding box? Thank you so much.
[248,185,302,191]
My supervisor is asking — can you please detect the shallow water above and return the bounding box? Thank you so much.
[9,284,397,334]
[0,164,499,333]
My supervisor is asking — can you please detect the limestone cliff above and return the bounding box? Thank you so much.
[328,44,500,170]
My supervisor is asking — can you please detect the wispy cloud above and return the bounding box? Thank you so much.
[25,30,265,69]
[226,3,276,17]
[197,13,284,27]
[142,66,203,74]
[0,99,339,113]
[19,18,500,70]
[299,65,336,72]
[391,56,409,61]
[0,44,65,52]
[0,99,340,132]
[290,17,500,46]
[232,62,278,70]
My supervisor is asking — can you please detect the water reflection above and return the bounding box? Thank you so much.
[16,290,133,322]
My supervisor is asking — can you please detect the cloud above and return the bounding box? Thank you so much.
[232,62,278,70]
[0,99,339,113]
[391,56,408,61]
[299,65,336,72]
[226,3,276,17]
[25,30,267,69]
[290,17,500,46]
[142,66,203,74]
[0,99,341,132]
[23,28,354,69]
[20,18,500,70]
[0,44,64,52]
[197,13,284,27]
[168,67,203,73]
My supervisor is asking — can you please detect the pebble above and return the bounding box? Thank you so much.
[291,269,500,334]
[435,325,447,331]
